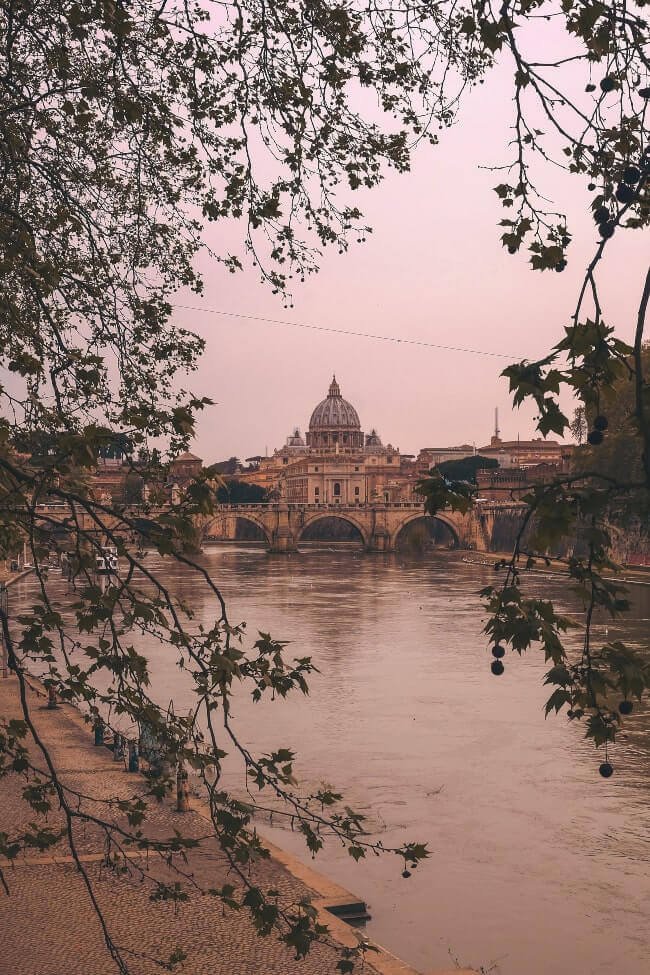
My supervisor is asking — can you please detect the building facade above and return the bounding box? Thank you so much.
[239,375,416,504]
[477,434,572,469]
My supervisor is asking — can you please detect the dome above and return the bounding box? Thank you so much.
[309,376,361,430]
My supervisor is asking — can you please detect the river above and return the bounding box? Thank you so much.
[11,546,650,974]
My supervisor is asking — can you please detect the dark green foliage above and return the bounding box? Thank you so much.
[211,458,242,476]
[436,455,499,484]
[216,479,266,504]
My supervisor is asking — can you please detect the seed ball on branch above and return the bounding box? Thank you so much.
[619,700,633,715]
[600,76,616,92]
[492,645,506,658]
[491,660,505,676]
[402,870,411,879]
[594,205,610,223]
[598,220,615,238]
[615,183,636,204]
[555,260,567,272]
[587,429,604,445]
[508,245,517,254]
[599,762,614,778]
[622,165,641,185]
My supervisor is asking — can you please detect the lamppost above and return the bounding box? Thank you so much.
[0,583,8,679]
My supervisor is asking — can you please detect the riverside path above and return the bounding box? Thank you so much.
[0,675,470,975]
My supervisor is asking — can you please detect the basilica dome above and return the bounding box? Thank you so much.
[309,376,360,430]
[307,376,364,451]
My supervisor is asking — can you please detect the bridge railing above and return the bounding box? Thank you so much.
[213,501,426,510]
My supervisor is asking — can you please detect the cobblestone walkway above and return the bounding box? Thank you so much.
[0,676,416,975]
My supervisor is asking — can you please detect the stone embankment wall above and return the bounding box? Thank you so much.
[608,519,650,567]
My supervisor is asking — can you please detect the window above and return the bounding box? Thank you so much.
[283,457,288,464]
[354,486,360,496]
[387,456,393,463]
[314,466,319,472]
[333,433,338,443]
[314,486,319,496]
[343,434,348,444]
[354,466,359,471]
[333,482,341,497]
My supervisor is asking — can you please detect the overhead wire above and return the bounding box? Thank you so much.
[172,303,523,360]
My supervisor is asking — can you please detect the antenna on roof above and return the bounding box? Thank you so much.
[494,407,500,440]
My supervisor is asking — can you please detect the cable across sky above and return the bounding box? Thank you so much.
[173,303,521,359]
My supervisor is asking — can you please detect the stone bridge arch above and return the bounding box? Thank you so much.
[295,510,370,548]
[389,510,461,550]
[200,512,273,545]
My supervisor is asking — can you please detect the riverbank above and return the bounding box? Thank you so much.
[463,551,650,587]
[0,566,34,587]
[0,673,468,975]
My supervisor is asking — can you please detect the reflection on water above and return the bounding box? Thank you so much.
[11,547,650,975]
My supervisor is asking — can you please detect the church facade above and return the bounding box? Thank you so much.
[239,376,418,504]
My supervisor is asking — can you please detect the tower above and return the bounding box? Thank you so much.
[491,407,502,447]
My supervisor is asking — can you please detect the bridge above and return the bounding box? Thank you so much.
[30,500,526,555]
[198,501,524,553]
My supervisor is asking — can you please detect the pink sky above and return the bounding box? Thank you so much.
[172,63,647,464]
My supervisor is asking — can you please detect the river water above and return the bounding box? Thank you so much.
[11,546,650,974]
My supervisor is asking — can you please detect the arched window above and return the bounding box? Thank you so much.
[333,482,341,497]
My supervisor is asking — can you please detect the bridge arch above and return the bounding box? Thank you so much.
[297,511,370,548]
[201,512,272,545]
[391,511,460,550]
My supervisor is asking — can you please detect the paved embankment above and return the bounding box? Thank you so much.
[463,551,650,587]
[0,567,33,587]
[0,675,467,975]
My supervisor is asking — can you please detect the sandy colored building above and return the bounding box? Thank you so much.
[238,375,416,504]
[478,433,572,469]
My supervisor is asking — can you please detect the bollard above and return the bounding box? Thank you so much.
[113,733,124,763]
[94,719,104,746]
[128,739,139,773]
[176,762,190,812]
[47,684,58,709]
